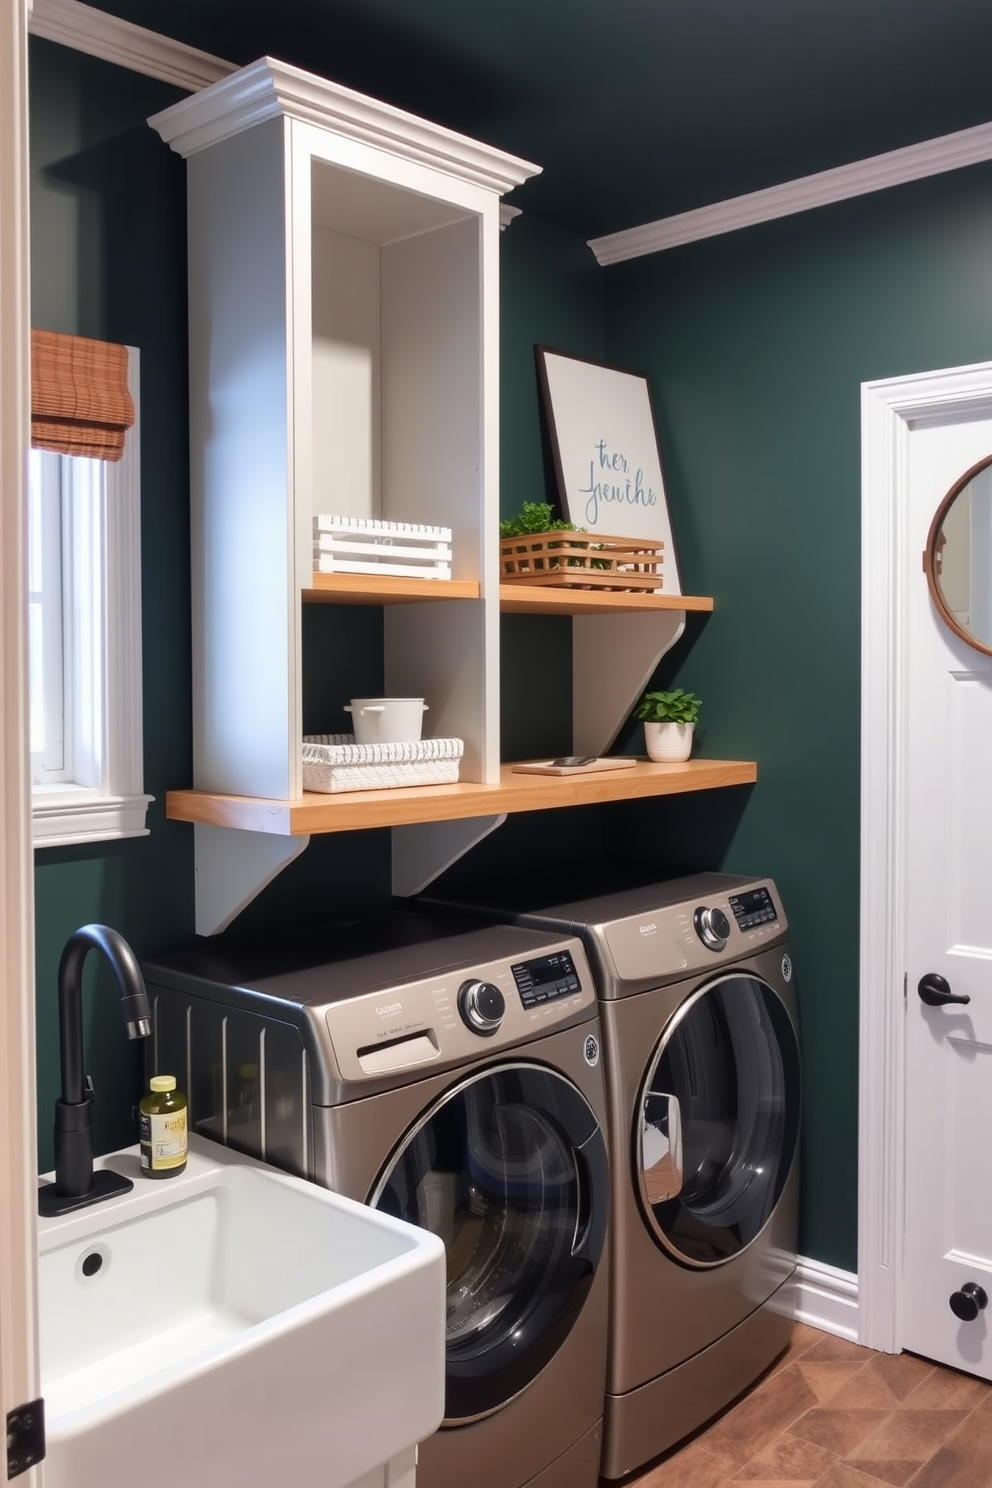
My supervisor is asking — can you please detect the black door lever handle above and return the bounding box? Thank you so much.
[918,972,970,1007]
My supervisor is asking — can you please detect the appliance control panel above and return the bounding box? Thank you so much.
[511,951,582,1010]
[596,877,786,986]
[320,934,595,1089]
[728,885,778,930]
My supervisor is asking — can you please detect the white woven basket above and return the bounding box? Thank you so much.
[302,734,463,794]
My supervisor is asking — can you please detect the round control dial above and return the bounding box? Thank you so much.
[457,979,506,1036]
[693,905,731,951]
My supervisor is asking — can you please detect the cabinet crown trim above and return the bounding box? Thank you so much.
[148,55,541,195]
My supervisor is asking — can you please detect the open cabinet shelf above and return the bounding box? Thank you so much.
[152,59,749,935]
[165,758,758,835]
[302,575,714,614]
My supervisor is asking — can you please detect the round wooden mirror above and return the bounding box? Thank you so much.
[924,453,992,658]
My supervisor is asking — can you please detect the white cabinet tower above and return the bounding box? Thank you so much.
[151,58,540,931]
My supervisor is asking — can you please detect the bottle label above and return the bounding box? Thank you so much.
[139,1107,187,1170]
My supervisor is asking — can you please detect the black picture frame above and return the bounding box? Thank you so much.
[535,345,681,593]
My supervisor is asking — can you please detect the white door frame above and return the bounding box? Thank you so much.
[0,0,42,1475]
[859,359,992,1353]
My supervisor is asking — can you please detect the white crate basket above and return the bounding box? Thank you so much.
[313,516,452,580]
[302,734,463,793]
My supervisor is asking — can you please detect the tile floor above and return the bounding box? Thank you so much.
[620,1324,992,1488]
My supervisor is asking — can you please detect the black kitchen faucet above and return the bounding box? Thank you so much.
[38,924,151,1217]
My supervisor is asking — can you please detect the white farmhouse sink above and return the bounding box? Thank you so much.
[37,1137,445,1488]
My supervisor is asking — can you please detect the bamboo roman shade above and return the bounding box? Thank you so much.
[31,329,135,461]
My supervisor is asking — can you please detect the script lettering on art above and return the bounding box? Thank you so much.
[578,438,658,527]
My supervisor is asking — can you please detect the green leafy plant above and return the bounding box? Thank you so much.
[636,688,702,724]
[499,501,577,538]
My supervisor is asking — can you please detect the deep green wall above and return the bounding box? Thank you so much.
[603,161,992,1270]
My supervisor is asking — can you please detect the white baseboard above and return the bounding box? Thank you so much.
[795,1256,860,1342]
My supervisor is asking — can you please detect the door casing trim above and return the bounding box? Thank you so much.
[859,361,992,1351]
[0,0,41,1443]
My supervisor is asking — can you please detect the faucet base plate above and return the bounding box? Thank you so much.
[38,1167,133,1218]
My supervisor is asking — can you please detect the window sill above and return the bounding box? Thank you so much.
[33,786,153,848]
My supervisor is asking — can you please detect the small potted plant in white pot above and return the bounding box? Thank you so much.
[636,688,702,762]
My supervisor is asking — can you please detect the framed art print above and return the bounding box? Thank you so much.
[535,346,681,593]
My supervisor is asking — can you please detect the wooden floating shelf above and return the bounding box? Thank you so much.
[166,758,757,837]
[304,573,480,604]
[499,586,714,616]
[304,572,714,616]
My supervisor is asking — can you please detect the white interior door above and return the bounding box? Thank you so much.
[902,413,992,1377]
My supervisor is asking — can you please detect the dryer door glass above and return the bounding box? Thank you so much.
[369,1061,608,1423]
[637,973,800,1268]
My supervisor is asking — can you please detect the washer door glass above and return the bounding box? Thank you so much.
[637,973,800,1268]
[370,1061,608,1423]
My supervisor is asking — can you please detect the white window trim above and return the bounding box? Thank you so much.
[28,445,67,776]
[32,345,153,847]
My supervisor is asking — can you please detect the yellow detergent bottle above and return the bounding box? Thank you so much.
[139,1074,188,1178]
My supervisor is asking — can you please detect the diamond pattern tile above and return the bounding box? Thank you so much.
[700,1365,819,1466]
[797,1363,875,1406]
[614,1328,992,1488]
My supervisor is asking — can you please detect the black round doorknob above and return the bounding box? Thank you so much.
[949,1282,989,1322]
[918,972,971,1008]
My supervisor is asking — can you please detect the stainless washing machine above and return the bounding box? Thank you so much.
[142,912,611,1488]
[429,873,801,1479]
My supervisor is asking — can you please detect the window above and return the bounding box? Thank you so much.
[29,347,151,846]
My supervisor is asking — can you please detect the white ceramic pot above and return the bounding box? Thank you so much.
[644,720,694,763]
[344,697,428,745]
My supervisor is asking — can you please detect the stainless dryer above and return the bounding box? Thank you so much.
[431,873,801,1480]
[142,913,611,1488]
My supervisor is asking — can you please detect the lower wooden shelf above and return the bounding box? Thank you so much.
[499,585,714,616]
[166,758,757,837]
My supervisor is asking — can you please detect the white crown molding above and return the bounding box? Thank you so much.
[795,1257,860,1343]
[28,0,234,91]
[149,56,541,196]
[27,2,539,199]
[589,119,992,265]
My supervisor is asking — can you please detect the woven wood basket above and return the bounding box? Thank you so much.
[498,531,664,591]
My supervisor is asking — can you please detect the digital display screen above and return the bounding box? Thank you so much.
[728,887,777,930]
[511,952,581,1008]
